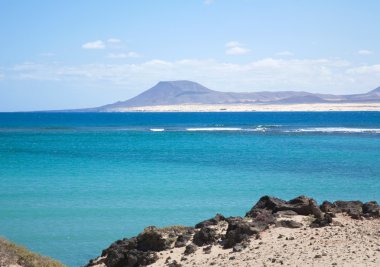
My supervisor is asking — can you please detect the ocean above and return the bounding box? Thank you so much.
[0,112,379,266]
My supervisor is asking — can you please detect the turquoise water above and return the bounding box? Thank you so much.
[0,112,380,266]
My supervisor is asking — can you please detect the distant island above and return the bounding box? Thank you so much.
[77,81,380,112]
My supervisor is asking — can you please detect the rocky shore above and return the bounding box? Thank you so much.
[85,196,380,267]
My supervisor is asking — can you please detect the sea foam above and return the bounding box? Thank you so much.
[292,127,380,134]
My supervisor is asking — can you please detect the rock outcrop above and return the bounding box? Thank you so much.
[85,195,380,267]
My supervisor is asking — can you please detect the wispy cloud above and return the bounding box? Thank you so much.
[82,40,106,49]
[347,64,380,74]
[8,57,380,94]
[358,49,373,56]
[225,41,250,55]
[276,51,294,57]
[107,38,122,44]
[204,0,214,5]
[107,52,141,59]
[82,38,126,50]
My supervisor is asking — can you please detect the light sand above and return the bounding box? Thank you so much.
[107,103,380,112]
[153,215,380,267]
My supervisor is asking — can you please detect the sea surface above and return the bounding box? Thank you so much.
[0,112,380,266]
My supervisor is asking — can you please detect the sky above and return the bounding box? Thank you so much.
[0,0,380,111]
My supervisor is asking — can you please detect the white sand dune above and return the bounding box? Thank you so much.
[108,103,380,112]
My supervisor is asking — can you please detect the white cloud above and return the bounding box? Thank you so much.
[358,49,373,56]
[82,40,106,49]
[107,52,141,59]
[204,0,214,5]
[225,41,250,55]
[9,57,380,94]
[225,41,241,48]
[107,38,122,44]
[347,64,380,74]
[276,51,294,57]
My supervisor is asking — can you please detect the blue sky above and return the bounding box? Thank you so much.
[0,0,380,111]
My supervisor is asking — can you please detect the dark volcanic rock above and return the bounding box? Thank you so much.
[137,226,170,251]
[333,201,363,219]
[246,195,323,217]
[101,238,137,257]
[85,195,380,267]
[276,220,303,228]
[202,245,212,254]
[320,201,337,216]
[222,218,260,249]
[310,213,333,228]
[89,227,172,267]
[362,201,380,218]
[321,200,380,219]
[246,196,287,215]
[193,227,218,246]
[195,214,225,229]
[174,234,191,248]
[103,248,158,267]
[247,209,277,226]
[184,244,197,255]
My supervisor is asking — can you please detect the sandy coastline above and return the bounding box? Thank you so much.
[152,214,380,267]
[106,103,380,112]
[87,196,380,267]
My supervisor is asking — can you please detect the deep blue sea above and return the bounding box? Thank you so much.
[0,112,380,266]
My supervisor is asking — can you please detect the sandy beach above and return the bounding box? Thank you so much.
[152,214,380,267]
[108,103,380,112]
[87,195,380,267]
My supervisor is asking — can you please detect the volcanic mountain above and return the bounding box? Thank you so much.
[89,81,380,111]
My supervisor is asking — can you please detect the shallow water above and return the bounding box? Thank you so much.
[0,112,379,266]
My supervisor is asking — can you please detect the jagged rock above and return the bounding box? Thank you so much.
[321,200,379,219]
[247,209,277,226]
[246,195,323,217]
[193,226,218,246]
[101,238,137,257]
[184,244,197,255]
[85,195,380,267]
[246,196,287,215]
[167,260,182,267]
[174,234,191,248]
[105,249,158,267]
[225,216,244,224]
[276,220,303,228]
[195,214,225,229]
[320,201,336,213]
[333,201,363,219]
[222,218,260,249]
[363,201,380,218]
[137,226,170,251]
[310,213,333,228]
[203,245,212,254]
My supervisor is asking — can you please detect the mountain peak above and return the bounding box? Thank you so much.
[154,80,213,93]
[369,86,380,93]
[94,81,380,111]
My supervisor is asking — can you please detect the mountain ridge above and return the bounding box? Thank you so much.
[87,80,380,111]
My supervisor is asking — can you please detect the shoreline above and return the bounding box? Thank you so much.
[104,103,380,112]
[86,195,380,267]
